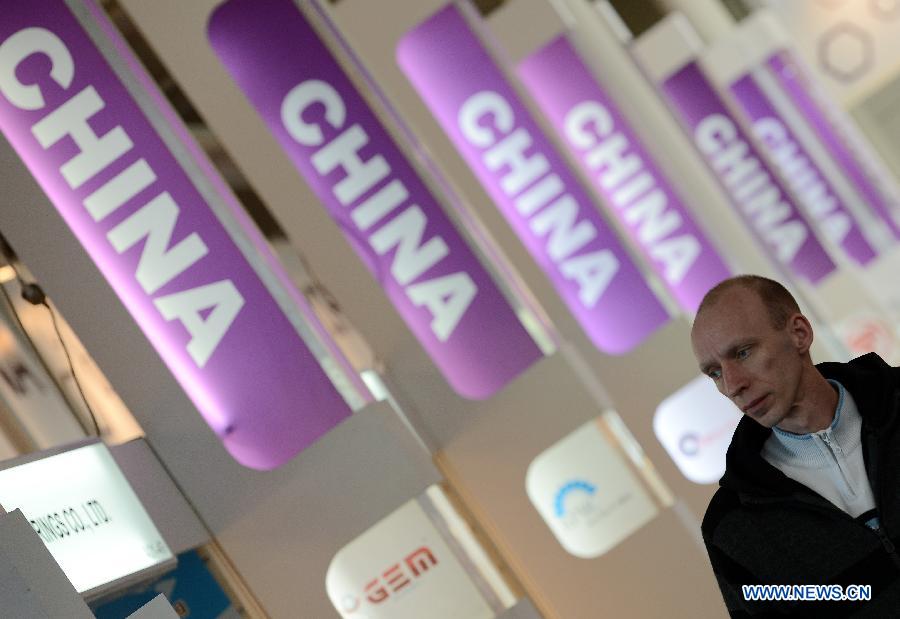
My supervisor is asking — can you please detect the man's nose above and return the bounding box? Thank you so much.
[721,363,748,398]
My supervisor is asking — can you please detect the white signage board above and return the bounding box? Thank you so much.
[653,376,742,485]
[325,497,494,619]
[0,440,174,597]
[525,419,658,559]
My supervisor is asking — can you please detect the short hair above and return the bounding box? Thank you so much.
[696,275,801,330]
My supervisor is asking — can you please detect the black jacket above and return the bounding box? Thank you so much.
[702,353,900,617]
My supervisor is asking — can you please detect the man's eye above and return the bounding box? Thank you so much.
[708,369,722,380]
[737,348,751,360]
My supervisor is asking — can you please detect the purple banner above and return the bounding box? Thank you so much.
[0,0,352,470]
[661,62,837,285]
[208,0,541,398]
[768,50,900,240]
[730,73,877,267]
[397,5,669,354]
[517,36,731,314]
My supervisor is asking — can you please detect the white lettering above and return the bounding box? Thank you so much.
[755,117,850,245]
[281,79,345,147]
[281,79,476,342]
[560,251,619,307]
[458,92,619,307]
[312,124,390,205]
[84,159,156,222]
[0,27,73,110]
[586,133,642,190]
[529,195,596,261]
[695,114,806,263]
[623,190,681,245]
[31,86,133,189]
[407,273,477,342]
[651,236,700,284]
[107,192,209,295]
[154,280,245,368]
[458,91,513,148]
[484,128,549,195]
[370,206,449,285]
[563,101,612,150]
[564,100,699,286]
[9,27,244,368]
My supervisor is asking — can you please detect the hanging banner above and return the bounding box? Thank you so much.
[397,4,669,355]
[767,50,900,240]
[0,0,353,469]
[208,0,542,399]
[660,62,837,285]
[730,72,878,266]
[517,36,731,314]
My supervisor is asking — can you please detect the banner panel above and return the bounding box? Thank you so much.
[397,4,670,354]
[208,0,542,398]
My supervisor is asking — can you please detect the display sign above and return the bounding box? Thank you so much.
[730,72,878,266]
[517,35,731,313]
[525,419,658,558]
[653,376,741,485]
[325,497,494,619]
[0,441,174,597]
[207,0,541,399]
[397,4,669,354]
[660,61,838,285]
[0,0,352,469]
[767,50,900,239]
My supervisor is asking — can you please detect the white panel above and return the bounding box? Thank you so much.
[0,441,174,596]
[654,376,741,485]
[526,419,658,558]
[326,497,494,619]
[0,509,94,618]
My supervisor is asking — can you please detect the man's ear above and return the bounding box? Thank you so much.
[787,313,814,355]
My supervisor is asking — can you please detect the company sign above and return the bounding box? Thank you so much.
[517,35,731,313]
[525,419,658,558]
[398,5,669,354]
[0,441,174,596]
[0,0,353,469]
[661,61,837,285]
[653,376,741,484]
[326,498,494,619]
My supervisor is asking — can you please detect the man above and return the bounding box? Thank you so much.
[691,275,900,617]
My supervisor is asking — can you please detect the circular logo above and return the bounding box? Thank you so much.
[679,433,700,456]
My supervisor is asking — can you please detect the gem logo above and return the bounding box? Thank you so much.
[339,546,438,612]
[526,420,657,558]
[326,499,494,619]
[654,376,742,484]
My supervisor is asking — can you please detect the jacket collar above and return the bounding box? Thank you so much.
[719,353,899,498]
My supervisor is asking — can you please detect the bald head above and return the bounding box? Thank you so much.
[695,275,802,332]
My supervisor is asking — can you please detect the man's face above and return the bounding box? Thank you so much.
[691,287,805,428]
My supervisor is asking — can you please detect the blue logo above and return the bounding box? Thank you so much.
[554,480,597,518]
